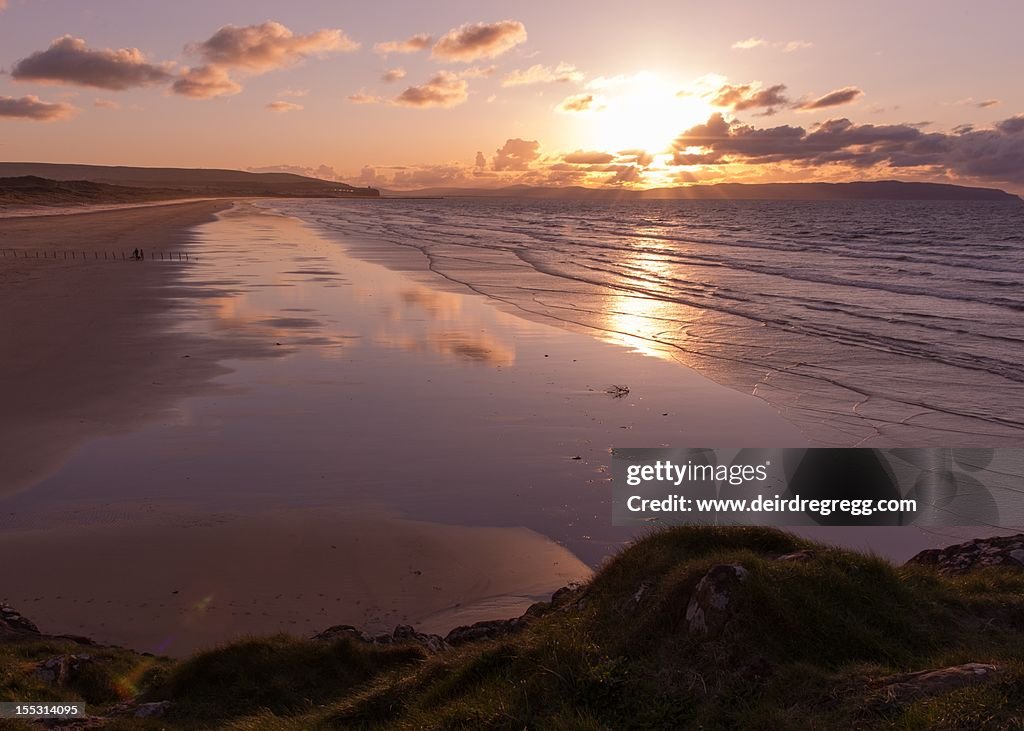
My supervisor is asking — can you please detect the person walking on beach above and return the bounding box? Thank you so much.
[132,248,140,260]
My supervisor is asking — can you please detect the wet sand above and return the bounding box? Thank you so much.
[0,200,252,496]
[0,508,588,656]
[1,201,806,653]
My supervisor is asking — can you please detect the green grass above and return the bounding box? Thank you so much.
[4,526,1024,729]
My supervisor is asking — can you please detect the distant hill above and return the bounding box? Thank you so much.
[0,176,185,206]
[0,163,379,198]
[385,180,1021,201]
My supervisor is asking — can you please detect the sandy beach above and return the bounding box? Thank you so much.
[0,199,810,654]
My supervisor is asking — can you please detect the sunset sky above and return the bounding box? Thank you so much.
[1,0,1022,190]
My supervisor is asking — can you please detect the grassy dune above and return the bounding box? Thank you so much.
[3,527,1023,729]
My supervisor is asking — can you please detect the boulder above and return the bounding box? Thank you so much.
[906,534,1024,574]
[34,654,95,686]
[685,564,749,638]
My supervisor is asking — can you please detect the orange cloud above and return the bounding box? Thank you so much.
[189,21,358,71]
[382,68,406,82]
[172,65,242,99]
[11,36,174,90]
[493,138,540,171]
[374,33,433,55]
[266,100,303,112]
[432,20,527,62]
[502,62,583,87]
[0,94,76,121]
[556,93,603,113]
[394,72,468,108]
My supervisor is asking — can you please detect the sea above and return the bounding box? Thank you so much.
[275,197,1024,448]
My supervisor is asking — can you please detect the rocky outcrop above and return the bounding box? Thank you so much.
[1,602,40,637]
[685,564,749,638]
[874,663,999,705]
[906,534,1024,574]
[314,584,589,652]
[35,654,96,685]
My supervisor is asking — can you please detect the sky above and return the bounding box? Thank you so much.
[1,0,1023,191]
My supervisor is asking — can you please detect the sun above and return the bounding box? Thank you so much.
[586,72,713,155]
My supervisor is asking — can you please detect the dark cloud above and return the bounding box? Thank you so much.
[493,138,540,171]
[11,36,173,90]
[189,21,358,71]
[0,94,76,121]
[382,68,406,82]
[172,65,241,98]
[711,83,789,113]
[977,99,1001,109]
[671,112,1024,185]
[432,20,527,62]
[394,72,468,108]
[796,86,864,110]
[563,150,615,164]
[374,34,433,55]
[474,151,487,168]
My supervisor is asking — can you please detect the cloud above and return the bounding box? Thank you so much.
[172,65,241,98]
[93,98,120,109]
[475,151,487,168]
[563,150,615,164]
[556,93,603,113]
[374,34,433,55]
[732,37,813,52]
[280,88,309,97]
[796,86,864,110]
[266,100,303,112]
[670,112,1024,185]
[347,90,384,105]
[382,67,406,82]
[782,40,814,52]
[0,94,76,121]
[394,72,468,108]
[460,65,497,79]
[432,20,527,62]
[10,36,174,90]
[977,99,1001,109]
[502,62,583,87]
[392,163,471,187]
[731,37,767,50]
[189,21,358,72]
[711,83,789,114]
[493,138,540,171]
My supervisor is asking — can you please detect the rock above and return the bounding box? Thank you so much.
[685,564,749,638]
[775,550,816,563]
[1,603,40,637]
[313,624,371,643]
[445,618,524,646]
[876,663,999,704]
[132,700,173,719]
[34,654,94,686]
[389,625,448,654]
[906,534,1024,574]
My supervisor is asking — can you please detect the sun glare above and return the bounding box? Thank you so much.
[588,73,712,155]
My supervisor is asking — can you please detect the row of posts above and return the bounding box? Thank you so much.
[0,249,192,261]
